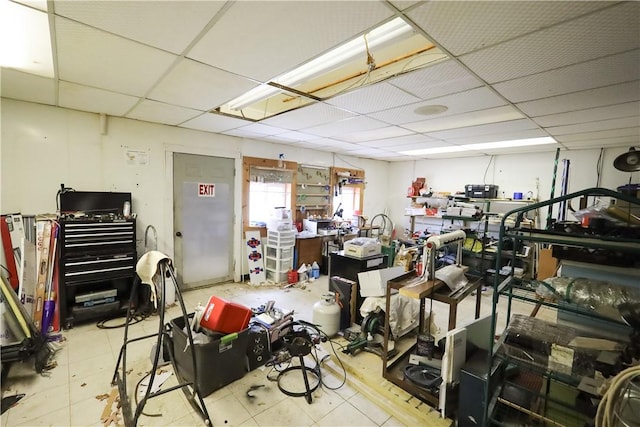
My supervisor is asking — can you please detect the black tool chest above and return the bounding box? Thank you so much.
[59,218,136,328]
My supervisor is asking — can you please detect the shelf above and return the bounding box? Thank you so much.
[297,193,329,197]
[485,187,640,427]
[297,183,329,187]
[442,215,483,221]
[503,228,640,253]
[296,204,329,208]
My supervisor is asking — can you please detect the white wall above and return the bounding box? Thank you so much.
[388,149,638,234]
[1,98,391,280]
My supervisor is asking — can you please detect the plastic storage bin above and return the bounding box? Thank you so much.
[266,246,294,260]
[169,314,249,397]
[267,230,296,247]
[200,296,252,334]
[265,256,293,271]
[266,269,288,284]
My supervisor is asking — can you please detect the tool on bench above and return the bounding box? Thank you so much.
[342,308,397,359]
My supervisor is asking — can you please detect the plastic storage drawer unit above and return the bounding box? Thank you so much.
[200,296,252,334]
[169,315,249,397]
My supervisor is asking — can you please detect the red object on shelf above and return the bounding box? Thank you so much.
[200,296,252,334]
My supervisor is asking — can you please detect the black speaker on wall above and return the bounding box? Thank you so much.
[246,324,271,371]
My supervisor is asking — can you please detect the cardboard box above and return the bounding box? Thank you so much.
[343,238,381,258]
[357,266,405,297]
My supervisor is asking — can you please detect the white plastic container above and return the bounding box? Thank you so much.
[312,292,341,337]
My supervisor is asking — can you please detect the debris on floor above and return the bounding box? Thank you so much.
[100,388,122,427]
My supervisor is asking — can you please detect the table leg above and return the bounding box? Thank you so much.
[475,284,482,319]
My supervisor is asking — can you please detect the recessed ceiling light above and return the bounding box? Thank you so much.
[414,105,448,116]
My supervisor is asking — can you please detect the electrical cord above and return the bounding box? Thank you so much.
[596,364,640,427]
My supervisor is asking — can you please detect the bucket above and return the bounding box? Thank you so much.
[416,334,435,357]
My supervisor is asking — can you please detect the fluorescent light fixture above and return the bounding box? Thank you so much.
[400,136,556,155]
[466,136,556,151]
[401,146,466,155]
[0,0,53,77]
[227,17,415,111]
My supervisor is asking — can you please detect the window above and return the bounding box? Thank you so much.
[242,156,297,232]
[249,180,292,226]
[333,185,361,221]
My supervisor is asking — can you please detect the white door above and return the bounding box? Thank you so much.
[173,153,234,290]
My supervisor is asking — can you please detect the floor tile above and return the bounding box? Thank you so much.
[203,392,253,426]
[291,387,346,423]
[12,405,70,427]
[252,398,315,426]
[316,400,378,426]
[348,392,391,425]
[4,384,70,426]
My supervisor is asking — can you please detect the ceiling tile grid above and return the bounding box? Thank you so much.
[58,81,139,116]
[261,102,356,131]
[458,2,640,84]
[402,105,524,133]
[544,116,640,136]
[556,127,640,143]
[532,102,640,128]
[516,81,640,117]
[187,1,393,82]
[406,1,611,56]
[369,86,507,125]
[55,17,178,97]
[302,116,388,138]
[444,129,550,146]
[425,118,540,141]
[52,1,226,54]
[1,69,56,105]
[492,50,640,104]
[179,113,249,134]
[561,135,640,150]
[338,126,414,143]
[126,99,203,126]
[325,82,421,115]
[147,58,258,111]
[387,59,484,101]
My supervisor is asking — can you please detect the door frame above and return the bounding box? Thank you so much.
[164,144,242,282]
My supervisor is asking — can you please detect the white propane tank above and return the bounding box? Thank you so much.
[313,292,341,338]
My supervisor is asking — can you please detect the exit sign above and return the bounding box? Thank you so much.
[198,183,215,197]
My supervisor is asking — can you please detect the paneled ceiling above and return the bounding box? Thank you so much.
[2,0,639,161]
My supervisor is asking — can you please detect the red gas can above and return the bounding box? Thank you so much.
[200,296,252,334]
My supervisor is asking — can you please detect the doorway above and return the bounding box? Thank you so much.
[173,153,234,290]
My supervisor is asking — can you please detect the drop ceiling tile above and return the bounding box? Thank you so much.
[369,87,507,125]
[126,99,202,126]
[302,116,388,138]
[55,17,178,97]
[445,129,549,146]
[403,106,524,133]
[235,123,287,136]
[426,118,539,140]
[325,82,421,114]
[561,135,639,150]
[362,134,439,149]
[458,2,640,83]
[222,128,268,139]
[532,102,640,128]
[188,1,393,81]
[339,126,414,143]
[180,112,248,133]
[58,81,139,116]
[408,1,611,56]
[147,59,258,111]
[0,68,55,105]
[388,59,482,100]
[53,1,226,54]
[269,131,318,142]
[15,0,47,12]
[493,50,640,103]
[544,116,640,136]
[553,127,640,142]
[261,103,355,131]
[517,81,640,117]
